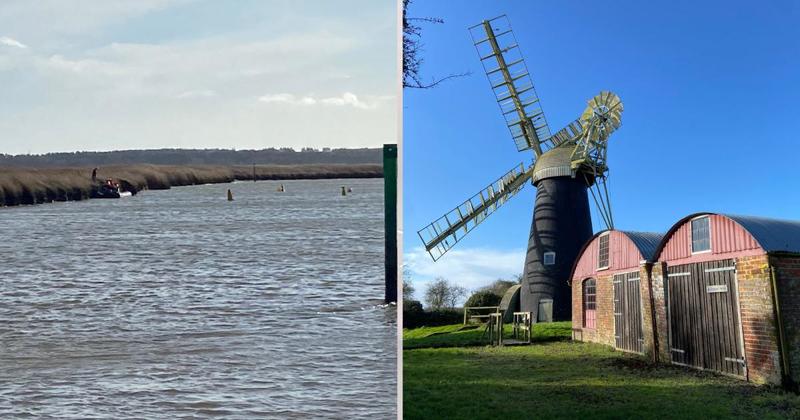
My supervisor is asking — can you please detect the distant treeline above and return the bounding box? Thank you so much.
[0,164,382,207]
[0,147,382,168]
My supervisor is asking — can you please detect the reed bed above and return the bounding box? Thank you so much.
[0,164,382,206]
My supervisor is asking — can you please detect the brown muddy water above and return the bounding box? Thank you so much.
[0,178,396,419]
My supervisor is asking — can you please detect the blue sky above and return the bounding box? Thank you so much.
[403,0,800,301]
[0,0,396,154]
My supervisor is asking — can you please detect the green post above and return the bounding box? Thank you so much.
[383,144,397,303]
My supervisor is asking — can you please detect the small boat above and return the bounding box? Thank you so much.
[91,178,133,199]
[91,182,121,199]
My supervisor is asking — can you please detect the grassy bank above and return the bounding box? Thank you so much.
[0,164,382,206]
[404,322,800,419]
[403,322,571,349]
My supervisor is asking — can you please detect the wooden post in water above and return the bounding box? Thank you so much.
[383,144,397,303]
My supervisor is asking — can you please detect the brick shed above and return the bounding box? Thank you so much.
[570,230,663,359]
[651,213,800,386]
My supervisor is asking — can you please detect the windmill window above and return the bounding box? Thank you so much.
[543,252,556,265]
[598,233,610,269]
[691,216,711,253]
[583,279,596,329]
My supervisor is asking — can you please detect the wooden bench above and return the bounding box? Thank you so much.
[512,311,534,344]
[463,306,500,325]
[486,313,504,346]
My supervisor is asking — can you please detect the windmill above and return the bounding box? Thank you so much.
[417,15,623,321]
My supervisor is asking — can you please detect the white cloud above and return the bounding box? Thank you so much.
[321,92,372,109]
[0,36,27,49]
[299,96,317,105]
[404,246,526,305]
[0,1,397,154]
[0,0,190,42]
[29,31,358,92]
[46,54,114,73]
[176,89,216,99]
[258,92,391,110]
[258,93,307,104]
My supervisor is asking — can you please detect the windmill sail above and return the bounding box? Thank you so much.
[550,119,584,147]
[470,15,552,155]
[417,163,531,261]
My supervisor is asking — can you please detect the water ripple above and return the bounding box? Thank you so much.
[0,179,396,419]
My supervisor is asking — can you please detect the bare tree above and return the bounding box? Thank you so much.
[445,282,468,308]
[403,0,467,89]
[424,277,467,310]
[402,264,416,299]
[424,278,448,309]
[403,281,415,297]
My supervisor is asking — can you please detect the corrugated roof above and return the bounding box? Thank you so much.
[723,214,800,254]
[568,229,665,283]
[621,231,664,261]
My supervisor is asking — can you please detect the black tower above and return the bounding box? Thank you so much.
[521,176,593,320]
[517,146,595,321]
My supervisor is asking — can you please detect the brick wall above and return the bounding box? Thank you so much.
[649,262,671,363]
[736,255,781,385]
[771,254,800,387]
[638,263,658,361]
[571,278,582,340]
[571,274,615,347]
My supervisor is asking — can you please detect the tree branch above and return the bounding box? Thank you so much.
[403,0,468,89]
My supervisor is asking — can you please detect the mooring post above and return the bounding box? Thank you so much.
[383,144,397,303]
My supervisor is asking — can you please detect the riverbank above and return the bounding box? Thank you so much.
[0,164,382,206]
[404,322,800,419]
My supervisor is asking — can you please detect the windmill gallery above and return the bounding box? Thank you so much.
[416,15,800,387]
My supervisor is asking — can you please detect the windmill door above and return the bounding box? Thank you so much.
[613,272,644,353]
[666,260,745,377]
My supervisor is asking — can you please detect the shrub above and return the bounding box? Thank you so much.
[403,301,462,329]
[464,290,502,308]
[404,299,423,313]
[481,279,518,297]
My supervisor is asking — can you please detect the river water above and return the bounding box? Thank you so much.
[0,178,396,419]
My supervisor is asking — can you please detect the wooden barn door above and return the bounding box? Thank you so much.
[666,260,745,377]
[613,271,643,353]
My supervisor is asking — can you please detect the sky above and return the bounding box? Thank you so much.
[403,0,800,303]
[0,0,397,154]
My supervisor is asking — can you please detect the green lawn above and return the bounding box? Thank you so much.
[404,322,800,419]
[403,321,571,349]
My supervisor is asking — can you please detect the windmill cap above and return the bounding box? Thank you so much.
[531,146,596,185]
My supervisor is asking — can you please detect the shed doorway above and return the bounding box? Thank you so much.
[666,259,746,377]
[613,271,643,353]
